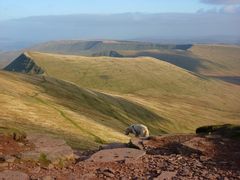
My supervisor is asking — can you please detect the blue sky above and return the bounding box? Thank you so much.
[0,0,225,20]
[0,0,239,48]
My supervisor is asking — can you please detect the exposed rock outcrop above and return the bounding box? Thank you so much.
[87,148,146,163]
[0,170,29,180]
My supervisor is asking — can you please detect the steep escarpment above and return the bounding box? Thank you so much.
[4,52,44,74]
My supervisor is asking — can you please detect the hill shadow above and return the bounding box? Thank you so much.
[208,76,240,85]
[129,51,204,72]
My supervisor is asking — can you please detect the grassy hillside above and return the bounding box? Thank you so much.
[2,41,239,82]
[4,51,240,134]
[189,45,240,76]
[9,52,212,96]
[117,45,240,76]
[0,71,167,149]
[30,41,240,77]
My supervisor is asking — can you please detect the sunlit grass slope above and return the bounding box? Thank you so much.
[23,52,213,95]
[4,51,240,134]
[0,71,167,149]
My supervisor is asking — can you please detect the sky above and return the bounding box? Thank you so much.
[0,0,240,20]
[0,0,239,50]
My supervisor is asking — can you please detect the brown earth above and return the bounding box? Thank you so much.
[0,134,240,180]
[0,134,34,156]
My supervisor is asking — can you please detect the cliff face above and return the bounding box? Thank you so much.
[4,52,44,74]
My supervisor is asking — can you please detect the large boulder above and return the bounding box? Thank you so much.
[0,170,29,180]
[129,137,145,150]
[21,134,75,166]
[87,148,146,163]
[182,137,213,154]
[196,124,240,138]
[99,142,128,150]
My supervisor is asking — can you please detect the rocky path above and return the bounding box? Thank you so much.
[0,133,240,179]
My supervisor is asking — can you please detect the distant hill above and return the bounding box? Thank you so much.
[108,45,240,77]
[0,40,192,70]
[18,41,240,77]
[31,40,192,55]
[4,51,240,135]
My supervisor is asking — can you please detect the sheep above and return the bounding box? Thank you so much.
[125,124,149,138]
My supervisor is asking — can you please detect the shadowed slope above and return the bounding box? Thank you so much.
[116,44,240,77]
[189,45,240,76]
[89,44,240,84]
[118,49,205,72]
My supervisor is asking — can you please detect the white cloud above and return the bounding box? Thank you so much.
[198,0,240,14]
[220,5,240,13]
[201,0,240,5]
